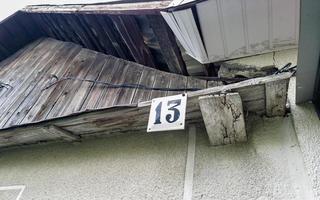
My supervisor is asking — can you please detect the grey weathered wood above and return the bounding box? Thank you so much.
[198,93,247,146]
[23,1,172,15]
[43,125,80,142]
[265,79,288,117]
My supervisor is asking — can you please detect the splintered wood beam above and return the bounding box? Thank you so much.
[265,79,289,117]
[199,93,247,146]
[148,15,187,75]
[109,15,156,68]
[43,125,80,142]
[22,1,172,15]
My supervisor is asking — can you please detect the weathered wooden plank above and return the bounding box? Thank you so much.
[23,1,172,15]
[39,14,64,40]
[75,14,105,53]
[95,15,133,60]
[60,53,107,116]
[25,48,92,122]
[131,66,157,104]
[149,72,171,99]
[46,49,98,119]
[207,80,223,87]
[96,59,129,108]
[82,14,118,56]
[110,15,156,68]
[44,14,73,42]
[167,73,188,96]
[80,57,117,110]
[0,39,60,111]
[4,42,81,127]
[21,44,82,124]
[199,93,247,146]
[63,14,96,50]
[42,125,80,142]
[54,13,84,45]
[112,62,144,106]
[265,79,289,117]
[148,15,187,75]
[0,42,66,128]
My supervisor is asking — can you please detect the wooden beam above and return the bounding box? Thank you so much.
[148,15,187,75]
[199,93,247,146]
[22,1,172,15]
[43,125,80,142]
[265,79,289,117]
[110,15,156,68]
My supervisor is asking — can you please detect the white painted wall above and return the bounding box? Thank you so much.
[0,114,315,199]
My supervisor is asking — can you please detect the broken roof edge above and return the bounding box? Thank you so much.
[22,1,173,15]
[21,0,206,15]
[0,72,292,149]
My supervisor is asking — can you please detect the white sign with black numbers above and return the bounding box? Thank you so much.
[147,94,187,132]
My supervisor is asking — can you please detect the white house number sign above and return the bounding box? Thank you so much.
[147,94,187,132]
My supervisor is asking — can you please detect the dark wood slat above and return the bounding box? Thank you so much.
[44,14,72,41]
[54,14,84,45]
[0,26,18,55]
[95,15,133,60]
[14,12,44,39]
[110,15,156,68]
[63,14,96,50]
[45,49,98,119]
[81,14,118,56]
[30,13,57,38]
[75,14,106,53]
[131,67,156,104]
[39,14,64,40]
[148,15,187,75]
[3,42,79,128]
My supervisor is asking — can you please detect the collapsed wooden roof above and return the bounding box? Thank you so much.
[0,0,204,76]
[0,37,291,149]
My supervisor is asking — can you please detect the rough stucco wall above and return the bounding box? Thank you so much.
[0,131,187,200]
[193,116,313,200]
[289,77,320,199]
[0,114,314,200]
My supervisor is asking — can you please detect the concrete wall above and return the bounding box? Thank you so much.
[0,112,315,200]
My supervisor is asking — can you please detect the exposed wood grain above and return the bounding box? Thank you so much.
[199,93,247,146]
[110,15,156,68]
[46,49,98,119]
[131,66,156,104]
[21,43,82,124]
[265,79,289,116]
[148,15,187,75]
[42,125,80,142]
[23,1,172,15]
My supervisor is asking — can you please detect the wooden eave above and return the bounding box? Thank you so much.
[23,1,172,15]
[0,70,291,150]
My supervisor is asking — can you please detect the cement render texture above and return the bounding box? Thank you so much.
[0,131,188,200]
[0,113,315,199]
[193,116,313,200]
[289,78,320,199]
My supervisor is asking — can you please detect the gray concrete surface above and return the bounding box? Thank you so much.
[0,111,315,199]
[289,77,320,199]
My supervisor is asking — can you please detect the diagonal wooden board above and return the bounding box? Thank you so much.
[0,72,291,149]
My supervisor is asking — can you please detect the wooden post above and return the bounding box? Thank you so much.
[265,79,289,117]
[199,93,247,146]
